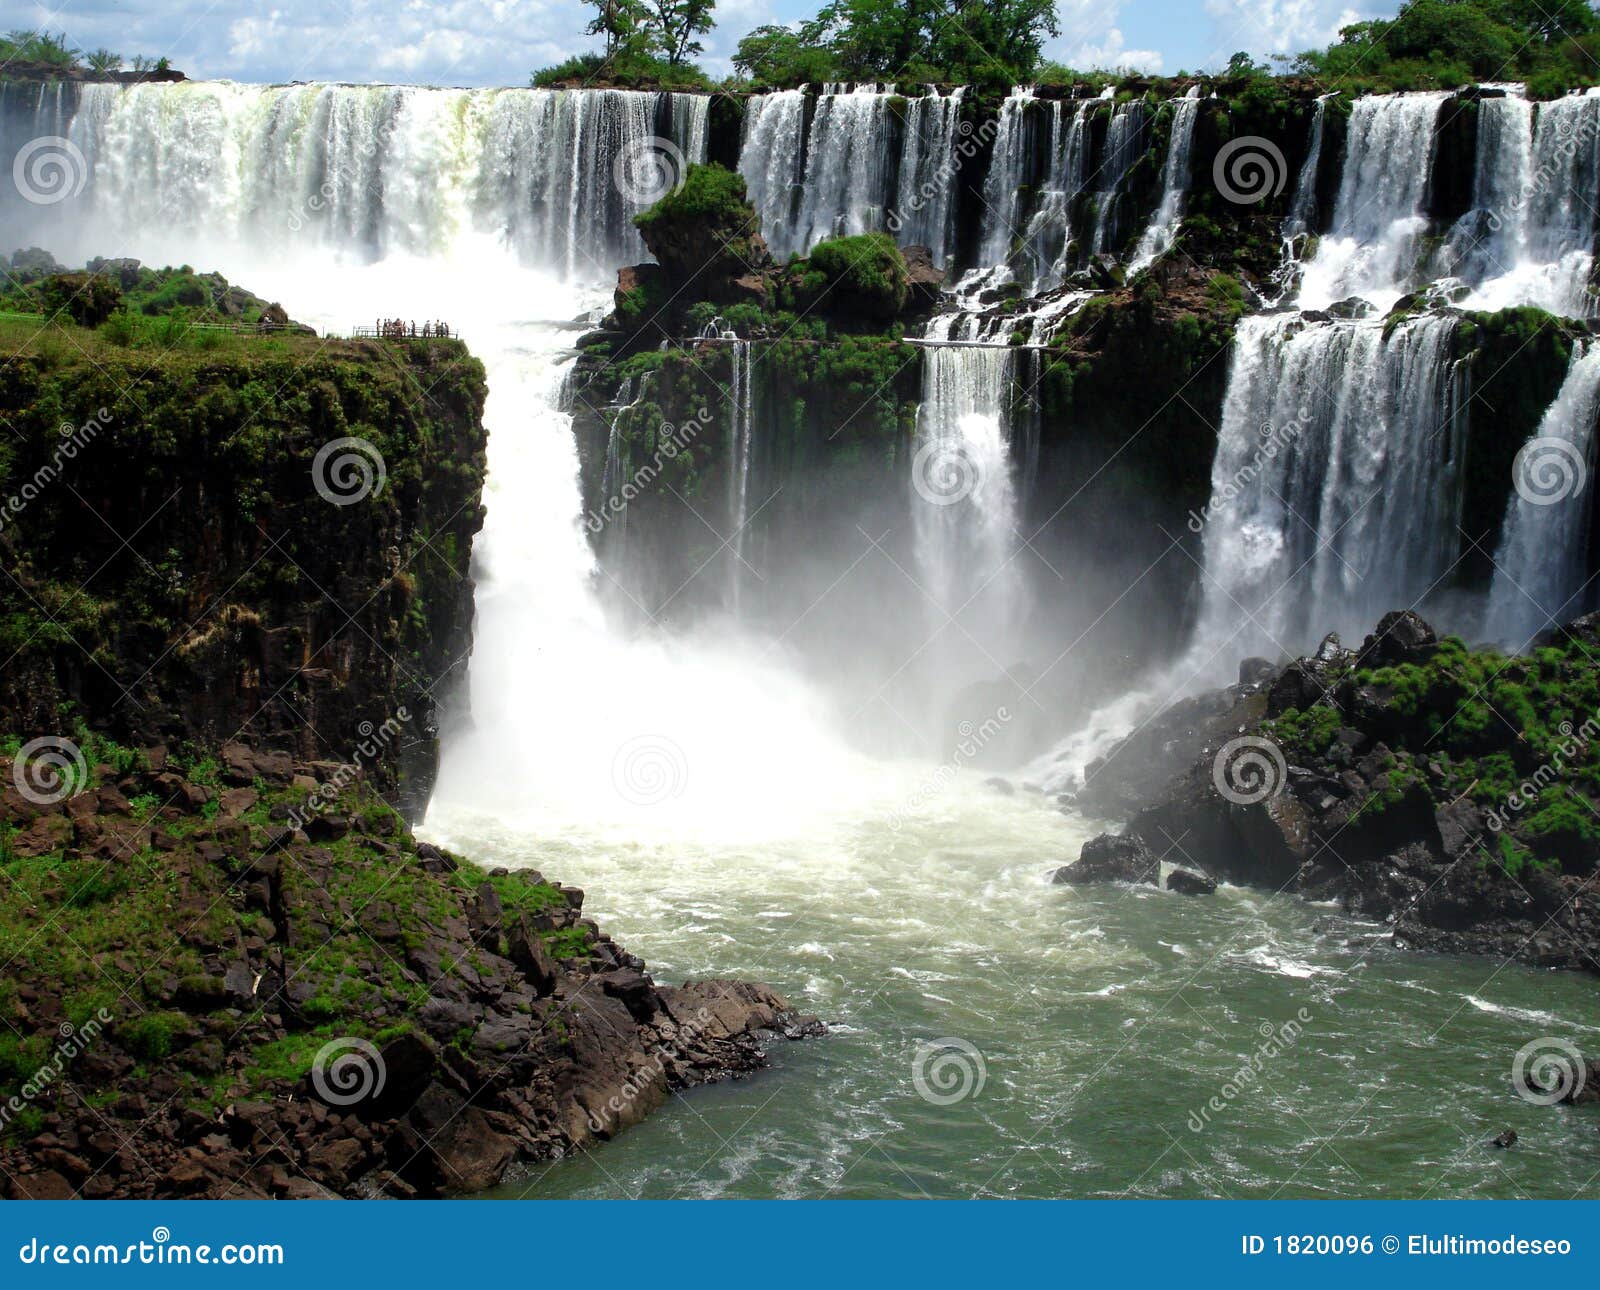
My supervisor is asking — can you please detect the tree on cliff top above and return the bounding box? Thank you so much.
[1294,0,1600,90]
[734,0,1059,86]
[646,0,717,64]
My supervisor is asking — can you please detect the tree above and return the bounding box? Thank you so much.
[646,0,716,64]
[85,48,123,74]
[733,25,839,84]
[585,0,651,58]
[933,0,1060,80]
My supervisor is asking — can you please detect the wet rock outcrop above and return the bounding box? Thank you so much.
[1064,611,1600,972]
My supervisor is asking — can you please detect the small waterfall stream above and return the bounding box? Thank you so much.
[1090,99,1149,255]
[1484,342,1600,646]
[912,315,1026,679]
[1019,100,1092,292]
[977,89,1037,271]
[1130,86,1202,270]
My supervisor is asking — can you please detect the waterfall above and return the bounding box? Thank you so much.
[1090,100,1148,255]
[49,81,711,276]
[1297,92,1450,310]
[726,338,755,609]
[891,88,965,267]
[1435,92,1535,294]
[741,85,965,264]
[1452,88,1600,318]
[1018,101,1092,292]
[0,80,80,244]
[1130,86,1203,271]
[912,315,1025,664]
[1521,90,1600,317]
[738,89,808,261]
[672,93,711,171]
[977,89,1036,271]
[1185,312,1468,668]
[790,84,896,255]
[1484,343,1600,646]
[1283,94,1332,242]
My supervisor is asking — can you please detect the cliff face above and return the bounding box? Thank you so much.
[0,323,488,816]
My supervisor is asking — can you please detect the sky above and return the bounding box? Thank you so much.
[13,0,1391,85]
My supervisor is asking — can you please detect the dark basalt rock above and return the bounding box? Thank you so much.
[1067,611,1600,975]
[1165,867,1218,896]
[1054,834,1161,886]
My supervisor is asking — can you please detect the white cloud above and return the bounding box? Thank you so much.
[1202,0,1371,63]
[1046,0,1165,74]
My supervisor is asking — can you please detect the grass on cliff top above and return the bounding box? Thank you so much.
[1,313,349,365]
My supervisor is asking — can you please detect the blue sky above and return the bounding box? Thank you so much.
[14,0,1392,84]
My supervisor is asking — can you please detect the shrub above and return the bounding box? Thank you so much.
[799,233,909,319]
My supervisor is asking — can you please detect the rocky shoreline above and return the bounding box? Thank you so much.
[0,743,819,1199]
[1052,611,1600,976]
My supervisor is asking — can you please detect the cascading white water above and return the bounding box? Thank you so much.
[1129,86,1202,271]
[57,80,710,276]
[1434,91,1535,294]
[1018,100,1092,293]
[1283,94,1332,242]
[1090,100,1148,256]
[1484,342,1600,646]
[790,84,896,254]
[911,315,1025,674]
[726,336,755,609]
[738,89,808,261]
[977,88,1036,271]
[1297,92,1450,310]
[741,85,966,264]
[1456,88,1600,317]
[891,88,966,267]
[1184,312,1468,670]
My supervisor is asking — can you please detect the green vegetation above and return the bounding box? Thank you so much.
[0,28,168,75]
[736,0,1059,87]
[532,0,717,87]
[534,0,1600,94]
[1,264,295,335]
[1290,0,1600,95]
[0,742,594,1134]
[1265,631,1600,875]
[795,233,909,318]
